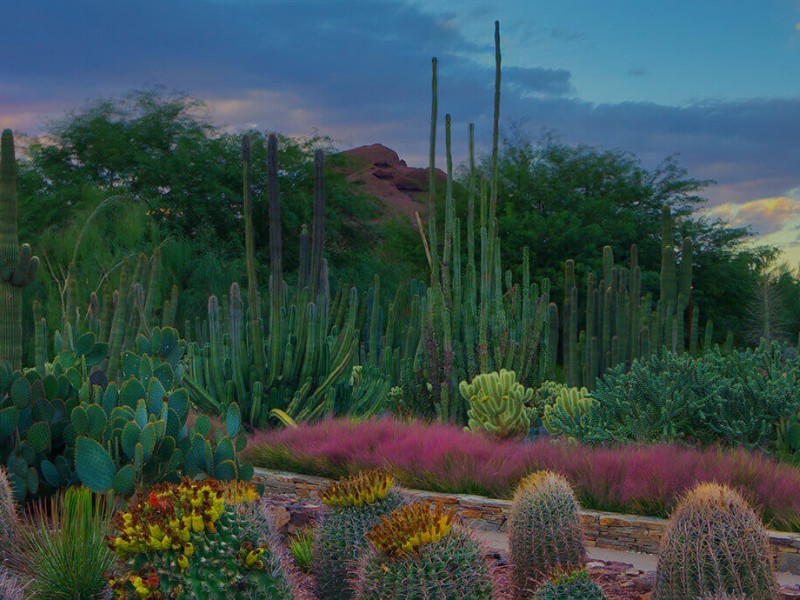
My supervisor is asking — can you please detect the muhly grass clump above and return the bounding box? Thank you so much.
[248,417,800,531]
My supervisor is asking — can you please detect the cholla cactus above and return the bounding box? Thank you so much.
[354,502,493,599]
[542,386,595,436]
[510,471,586,598]
[460,369,536,438]
[652,482,778,600]
[533,570,607,600]
[313,471,405,600]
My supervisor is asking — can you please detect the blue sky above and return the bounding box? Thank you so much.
[3,0,800,263]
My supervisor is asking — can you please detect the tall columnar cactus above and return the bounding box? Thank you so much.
[510,471,586,598]
[652,482,779,600]
[354,502,494,600]
[460,369,536,438]
[313,471,405,600]
[0,130,39,369]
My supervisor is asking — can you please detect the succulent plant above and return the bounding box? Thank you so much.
[541,386,595,436]
[109,478,288,599]
[313,471,405,600]
[460,369,537,438]
[353,501,494,599]
[509,471,586,598]
[652,482,778,600]
[532,570,607,600]
[0,466,18,561]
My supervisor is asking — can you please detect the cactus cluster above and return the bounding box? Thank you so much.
[541,386,595,436]
[510,471,586,598]
[313,471,405,600]
[0,326,251,500]
[532,570,607,600]
[353,501,494,599]
[652,482,779,600]
[460,369,536,438]
[109,478,286,599]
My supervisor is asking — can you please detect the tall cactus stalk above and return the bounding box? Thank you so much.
[0,130,39,369]
[267,133,283,386]
[242,135,265,379]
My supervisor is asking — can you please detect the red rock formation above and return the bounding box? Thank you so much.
[338,144,446,222]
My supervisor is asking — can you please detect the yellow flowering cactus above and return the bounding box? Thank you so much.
[366,502,455,556]
[108,478,281,599]
[319,470,394,508]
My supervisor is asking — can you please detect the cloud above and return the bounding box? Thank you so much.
[708,196,800,236]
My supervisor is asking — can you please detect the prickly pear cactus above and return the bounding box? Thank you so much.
[532,570,607,600]
[353,502,494,599]
[652,482,779,600]
[510,471,586,598]
[460,369,536,438]
[313,471,405,600]
[109,478,290,599]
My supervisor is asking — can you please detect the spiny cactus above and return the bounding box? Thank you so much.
[0,467,18,560]
[313,471,405,600]
[353,502,494,599]
[533,570,607,600]
[652,482,779,600]
[541,386,595,436]
[695,594,748,600]
[460,369,536,438]
[0,130,39,370]
[510,471,586,598]
[110,479,286,598]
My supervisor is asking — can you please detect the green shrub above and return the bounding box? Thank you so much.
[354,502,493,599]
[313,471,405,600]
[550,341,800,449]
[289,526,314,573]
[15,485,115,599]
[532,570,607,599]
[652,482,778,600]
[510,471,585,598]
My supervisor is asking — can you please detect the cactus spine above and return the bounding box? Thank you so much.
[0,130,39,369]
[509,471,586,598]
[652,482,779,600]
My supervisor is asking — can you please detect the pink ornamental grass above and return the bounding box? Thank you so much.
[247,418,800,532]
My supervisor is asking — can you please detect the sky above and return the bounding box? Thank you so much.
[2,0,800,263]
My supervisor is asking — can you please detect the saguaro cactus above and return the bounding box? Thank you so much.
[0,130,39,369]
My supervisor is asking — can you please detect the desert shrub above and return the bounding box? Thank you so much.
[353,502,493,599]
[652,482,778,600]
[15,485,115,599]
[248,418,800,532]
[548,341,800,449]
[510,471,585,596]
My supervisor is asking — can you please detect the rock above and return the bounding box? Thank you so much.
[338,144,446,222]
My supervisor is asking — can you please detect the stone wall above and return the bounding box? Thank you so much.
[254,467,800,576]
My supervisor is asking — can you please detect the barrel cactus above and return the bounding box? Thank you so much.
[353,501,494,599]
[510,471,586,598]
[533,570,607,600]
[0,466,18,560]
[459,369,536,438]
[109,478,288,598]
[312,470,405,600]
[652,482,778,600]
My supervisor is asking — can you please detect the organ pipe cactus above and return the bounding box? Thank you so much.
[0,130,39,369]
